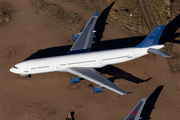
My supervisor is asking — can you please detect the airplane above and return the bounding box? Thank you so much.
[10,11,170,95]
[124,98,147,120]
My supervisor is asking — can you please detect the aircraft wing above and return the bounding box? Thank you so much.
[124,98,147,120]
[67,67,131,95]
[67,11,99,55]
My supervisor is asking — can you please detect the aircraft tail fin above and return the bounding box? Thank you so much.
[135,25,166,48]
[124,98,147,120]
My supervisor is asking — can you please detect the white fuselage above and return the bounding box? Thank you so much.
[10,45,163,76]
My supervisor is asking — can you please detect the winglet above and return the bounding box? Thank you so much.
[125,91,132,95]
[93,11,99,17]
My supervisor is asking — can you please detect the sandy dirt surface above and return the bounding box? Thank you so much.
[0,0,180,120]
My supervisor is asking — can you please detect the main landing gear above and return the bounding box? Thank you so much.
[26,74,31,79]
[17,74,31,79]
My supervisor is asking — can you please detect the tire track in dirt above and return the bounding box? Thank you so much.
[0,41,16,62]
[139,0,156,32]
[144,0,156,27]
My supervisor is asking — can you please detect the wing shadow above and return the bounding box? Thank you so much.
[140,85,164,120]
[93,1,115,44]
[96,65,151,84]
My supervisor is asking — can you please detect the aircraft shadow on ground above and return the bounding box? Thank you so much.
[96,65,151,84]
[140,85,164,120]
[93,1,115,44]
[24,45,71,60]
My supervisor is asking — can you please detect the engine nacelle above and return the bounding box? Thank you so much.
[94,87,103,94]
[72,33,81,41]
[71,77,80,84]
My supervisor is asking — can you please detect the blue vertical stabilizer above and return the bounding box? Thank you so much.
[135,25,166,48]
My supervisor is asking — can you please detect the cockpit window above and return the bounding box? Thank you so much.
[13,66,19,69]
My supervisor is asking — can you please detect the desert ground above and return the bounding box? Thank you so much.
[0,0,180,120]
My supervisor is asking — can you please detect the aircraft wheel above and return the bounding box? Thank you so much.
[26,75,31,79]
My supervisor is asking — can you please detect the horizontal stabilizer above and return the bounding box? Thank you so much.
[148,49,171,57]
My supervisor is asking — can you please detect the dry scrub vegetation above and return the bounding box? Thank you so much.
[0,2,13,24]
[31,0,82,24]
[106,0,179,35]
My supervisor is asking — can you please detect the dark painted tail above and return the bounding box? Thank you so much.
[135,25,166,48]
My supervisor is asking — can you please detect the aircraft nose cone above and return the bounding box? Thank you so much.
[10,68,14,73]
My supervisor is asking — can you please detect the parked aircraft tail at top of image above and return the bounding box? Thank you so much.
[124,98,147,120]
[10,11,170,95]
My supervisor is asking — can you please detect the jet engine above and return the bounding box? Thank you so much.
[72,33,81,41]
[71,77,80,84]
[94,87,103,94]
